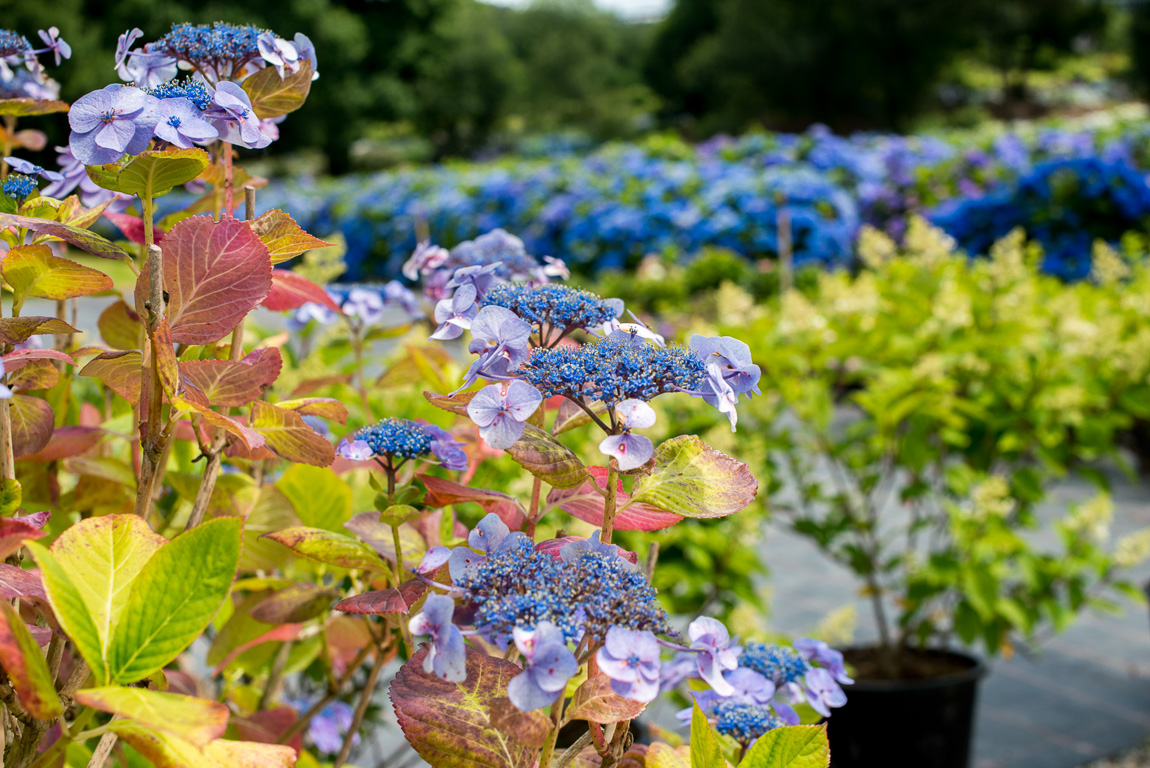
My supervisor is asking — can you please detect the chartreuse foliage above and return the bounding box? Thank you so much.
[681,703,831,768]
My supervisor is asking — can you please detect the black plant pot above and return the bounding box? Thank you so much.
[828,648,986,768]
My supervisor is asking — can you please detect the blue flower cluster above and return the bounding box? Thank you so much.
[739,643,810,686]
[480,284,619,333]
[154,22,266,70]
[143,78,213,110]
[519,332,707,405]
[258,117,1150,281]
[354,418,433,459]
[714,702,784,743]
[930,157,1150,280]
[2,174,38,202]
[0,30,30,58]
[456,535,673,645]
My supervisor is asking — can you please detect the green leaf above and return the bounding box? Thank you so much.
[739,725,829,768]
[629,436,758,519]
[691,700,727,768]
[76,686,228,748]
[648,744,693,768]
[505,423,588,489]
[243,61,313,119]
[107,517,242,684]
[262,527,388,572]
[275,465,351,531]
[0,478,20,515]
[2,243,113,313]
[250,210,332,263]
[27,540,108,684]
[0,600,63,719]
[87,149,211,199]
[28,516,164,684]
[389,644,540,768]
[378,504,420,528]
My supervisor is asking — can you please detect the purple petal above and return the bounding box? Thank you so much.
[598,433,652,471]
[469,513,510,553]
[481,415,525,450]
[508,671,558,711]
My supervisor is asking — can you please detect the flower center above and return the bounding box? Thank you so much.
[100,110,119,123]
[167,116,182,128]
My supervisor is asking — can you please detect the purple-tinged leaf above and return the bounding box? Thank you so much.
[249,583,340,624]
[0,601,63,719]
[181,348,282,408]
[390,644,541,768]
[9,394,53,458]
[506,424,588,489]
[421,475,527,530]
[153,318,182,399]
[0,316,79,345]
[334,580,427,616]
[8,359,59,392]
[171,395,266,452]
[135,215,272,345]
[3,348,75,372]
[0,565,47,602]
[20,427,104,463]
[79,351,142,403]
[0,213,130,261]
[487,699,550,748]
[0,515,48,559]
[547,466,683,532]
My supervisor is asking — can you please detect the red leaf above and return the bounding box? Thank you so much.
[249,583,340,624]
[261,270,341,312]
[421,475,527,530]
[173,396,266,451]
[546,466,683,532]
[390,645,540,768]
[103,212,165,246]
[0,565,46,602]
[334,579,427,616]
[135,215,272,345]
[78,351,141,404]
[0,516,48,560]
[181,348,283,408]
[274,397,349,425]
[19,426,104,462]
[2,348,75,373]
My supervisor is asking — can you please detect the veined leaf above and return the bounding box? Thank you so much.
[2,243,113,312]
[9,359,60,391]
[738,725,829,768]
[243,61,313,119]
[9,394,54,458]
[170,395,266,451]
[0,213,131,261]
[0,316,80,345]
[547,465,683,532]
[505,424,588,489]
[691,700,727,768]
[181,348,282,407]
[249,401,335,467]
[334,579,428,616]
[390,644,540,768]
[629,436,758,519]
[76,686,228,748]
[134,215,271,345]
[251,212,332,263]
[421,475,527,530]
[566,673,647,725]
[262,527,387,572]
[649,744,693,768]
[80,351,142,404]
[0,600,63,719]
[87,148,210,199]
[274,397,349,425]
[424,389,478,416]
[0,514,47,560]
[27,540,109,684]
[109,720,296,768]
[107,517,242,684]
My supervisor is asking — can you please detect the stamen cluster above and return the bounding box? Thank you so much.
[518,332,707,406]
[481,283,619,332]
[0,31,31,59]
[739,643,810,686]
[457,538,674,645]
[144,78,213,110]
[714,702,783,742]
[154,22,266,71]
[2,174,38,202]
[354,418,433,459]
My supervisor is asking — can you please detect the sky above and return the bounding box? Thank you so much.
[483,0,672,21]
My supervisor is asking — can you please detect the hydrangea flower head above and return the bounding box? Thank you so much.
[480,283,622,335]
[68,85,159,166]
[153,22,267,76]
[714,702,783,744]
[738,642,810,687]
[519,331,707,407]
[0,31,30,61]
[144,78,213,110]
[1,173,38,202]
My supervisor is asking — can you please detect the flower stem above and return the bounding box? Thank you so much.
[332,642,389,768]
[134,240,165,517]
[538,694,567,768]
[601,459,619,543]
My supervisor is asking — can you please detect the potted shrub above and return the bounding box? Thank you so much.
[737,221,1150,767]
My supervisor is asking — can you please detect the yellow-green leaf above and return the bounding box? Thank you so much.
[276,465,351,531]
[76,686,228,748]
[87,149,211,199]
[262,527,387,571]
[629,436,758,519]
[107,517,242,684]
[26,540,108,683]
[243,61,313,119]
[2,244,112,313]
[691,700,727,768]
[738,725,829,768]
